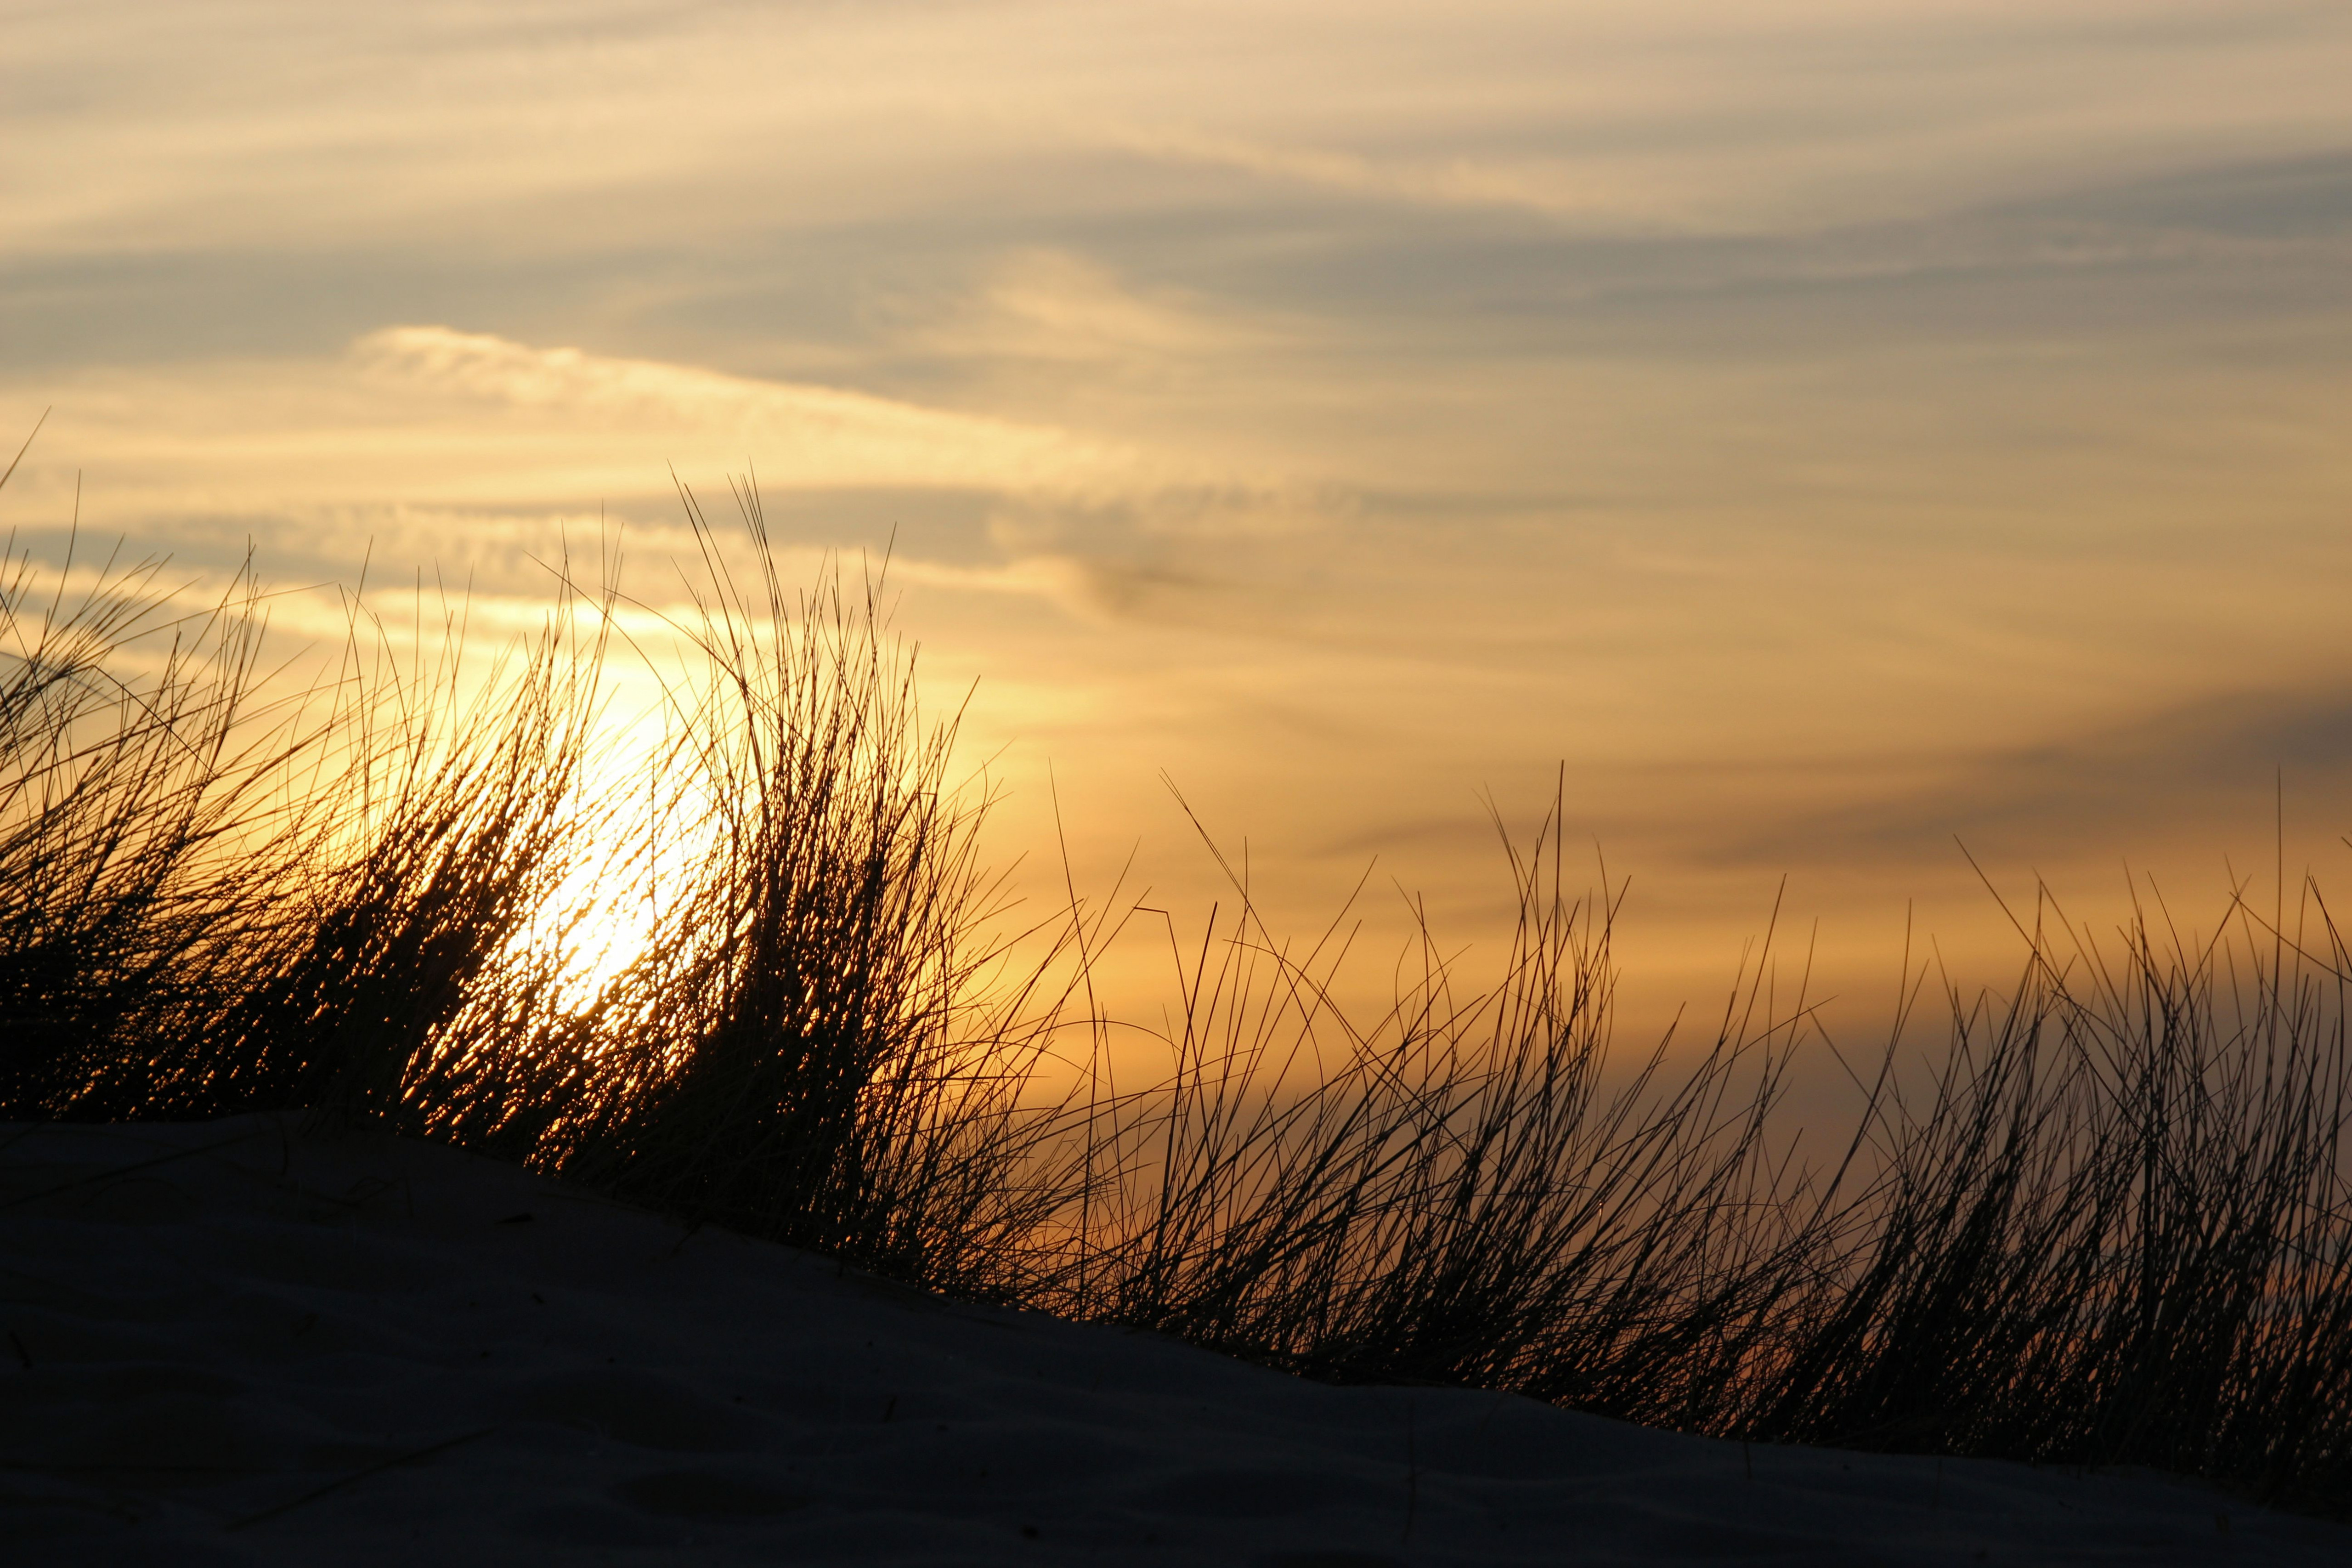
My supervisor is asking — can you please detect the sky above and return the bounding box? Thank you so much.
[6,0,2351,1059]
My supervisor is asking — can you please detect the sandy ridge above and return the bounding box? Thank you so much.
[4,1116,2344,1566]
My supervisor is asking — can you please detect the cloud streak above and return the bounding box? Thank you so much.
[353,326,1160,498]
[1712,686,2352,874]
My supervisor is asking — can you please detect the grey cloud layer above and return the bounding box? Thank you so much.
[1714,687,2352,874]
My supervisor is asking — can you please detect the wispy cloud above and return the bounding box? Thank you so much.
[902,249,1283,364]
[1711,685,2352,873]
[3,325,1348,633]
[1089,122,1679,228]
[353,326,1161,498]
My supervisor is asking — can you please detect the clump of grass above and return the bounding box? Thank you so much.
[1741,875,2352,1511]
[0,526,608,1129]
[0,532,308,1115]
[538,480,1093,1298]
[1046,794,1831,1432]
[184,592,605,1131]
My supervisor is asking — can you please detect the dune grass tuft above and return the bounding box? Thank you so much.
[1037,798,1830,1432]
[1742,880,2352,1507]
[0,524,604,1133]
[529,480,1094,1299]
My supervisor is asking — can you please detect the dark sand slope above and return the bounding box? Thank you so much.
[4,1119,2344,1567]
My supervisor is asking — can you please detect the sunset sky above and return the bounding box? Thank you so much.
[7,1,2351,1051]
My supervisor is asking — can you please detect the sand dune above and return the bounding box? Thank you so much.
[4,1116,2344,1566]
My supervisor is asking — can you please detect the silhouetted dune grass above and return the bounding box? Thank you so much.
[1,526,604,1133]
[1033,809,1831,1433]
[4,458,2348,1512]
[1746,885,2352,1506]
[531,479,1095,1298]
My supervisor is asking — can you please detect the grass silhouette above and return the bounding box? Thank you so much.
[1746,883,2352,1503]
[4,455,2348,1512]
